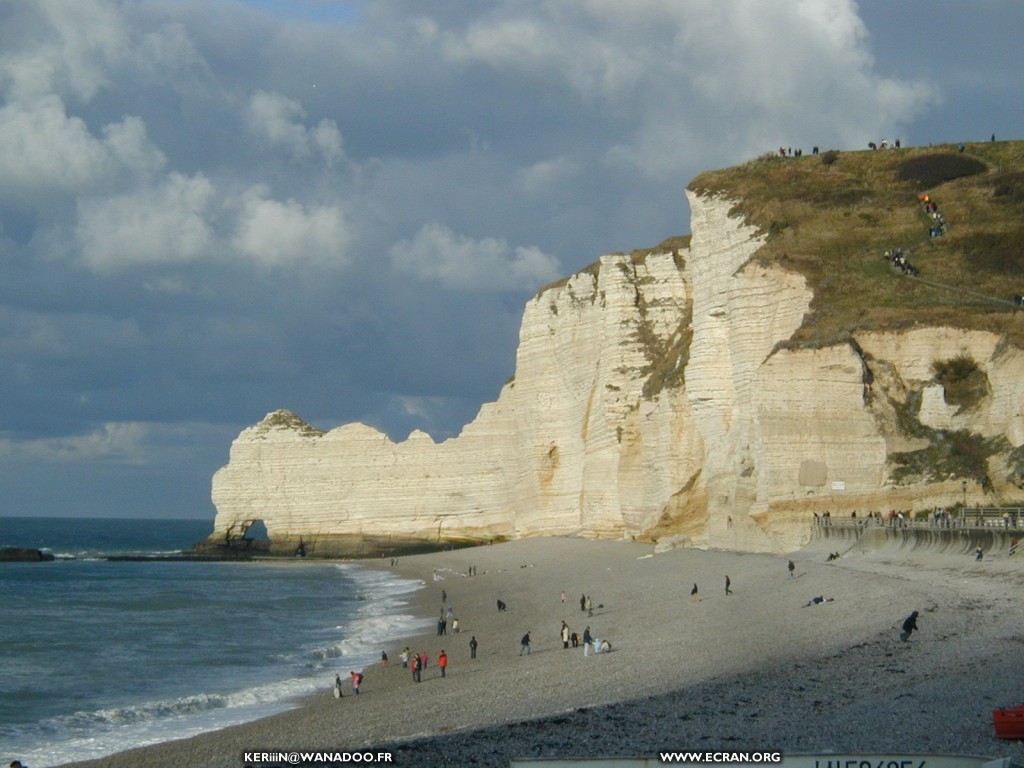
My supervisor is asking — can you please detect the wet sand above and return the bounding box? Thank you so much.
[58,536,1024,767]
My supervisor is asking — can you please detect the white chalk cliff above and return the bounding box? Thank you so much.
[207,191,1024,555]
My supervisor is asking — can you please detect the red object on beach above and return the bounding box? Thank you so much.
[992,706,1024,739]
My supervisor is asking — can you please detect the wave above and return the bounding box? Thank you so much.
[5,562,433,768]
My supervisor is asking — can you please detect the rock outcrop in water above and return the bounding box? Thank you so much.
[205,149,1024,556]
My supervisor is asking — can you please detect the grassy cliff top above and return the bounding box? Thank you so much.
[689,140,1024,348]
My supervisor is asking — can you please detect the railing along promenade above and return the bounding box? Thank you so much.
[813,509,1023,532]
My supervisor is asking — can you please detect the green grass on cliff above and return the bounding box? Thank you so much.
[688,140,1024,349]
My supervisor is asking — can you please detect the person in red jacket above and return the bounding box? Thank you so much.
[438,650,448,678]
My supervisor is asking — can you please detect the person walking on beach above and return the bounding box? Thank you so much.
[520,631,532,655]
[350,670,363,695]
[585,596,593,616]
[691,583,700,602]
[334,673,344,698]
[470,635,478,659]
[582,626,592,656]
[438,650,448,678]
[411,653,421,683]
[381,650,388,669]
[788,560,796,578]
[561,590,567,604]
[580,593,586,611]
[725,575,732,596]
[560,620,570,649]
[442,589,447,604]
[900,611,919,642]
[419,651,428,671]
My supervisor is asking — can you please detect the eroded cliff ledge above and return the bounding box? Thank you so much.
[205,142,1024,555]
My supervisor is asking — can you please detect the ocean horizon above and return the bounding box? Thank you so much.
[0,517,432,768]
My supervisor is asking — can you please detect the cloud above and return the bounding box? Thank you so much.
[390,223,561,292]
[244,90,345,165]
[0,421,150,464]
[0,0,129,102]
[75,172,215,271]
[231,186,352,268]
[0,97,114,196]
[0,98,167,211]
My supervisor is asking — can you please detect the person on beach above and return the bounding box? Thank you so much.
[470,635,478,659]
[438,650,448,678]
[350,670,363,695]
[442,589,447,603]
[900,611,919,642]
[586,596,593,616]
[520,631,532,655]
[452,617,459,634]
[334,673,344,699]
[690,583,700,602]
[411,653,421,682]
[381,650,388,669]
[975,546,984,561]
[582,626,592,656]
[725,575,732,595]
[580,593,586,611]
[401,647,410,668]
[803,596,834,607]
[788,560,796,578]
[419,651,428,670]
[561,590,566,604]
[561,620,570,649]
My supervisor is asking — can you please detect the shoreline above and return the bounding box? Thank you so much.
[53,536,1024,767]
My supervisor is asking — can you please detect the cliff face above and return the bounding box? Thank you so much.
[208,192,1024,555]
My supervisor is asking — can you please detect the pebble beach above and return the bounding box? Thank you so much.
[57,535,1024,768]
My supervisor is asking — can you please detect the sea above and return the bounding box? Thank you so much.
[0,517,433,768]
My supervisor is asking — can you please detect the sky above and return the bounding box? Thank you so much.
[0,0,1021,522]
